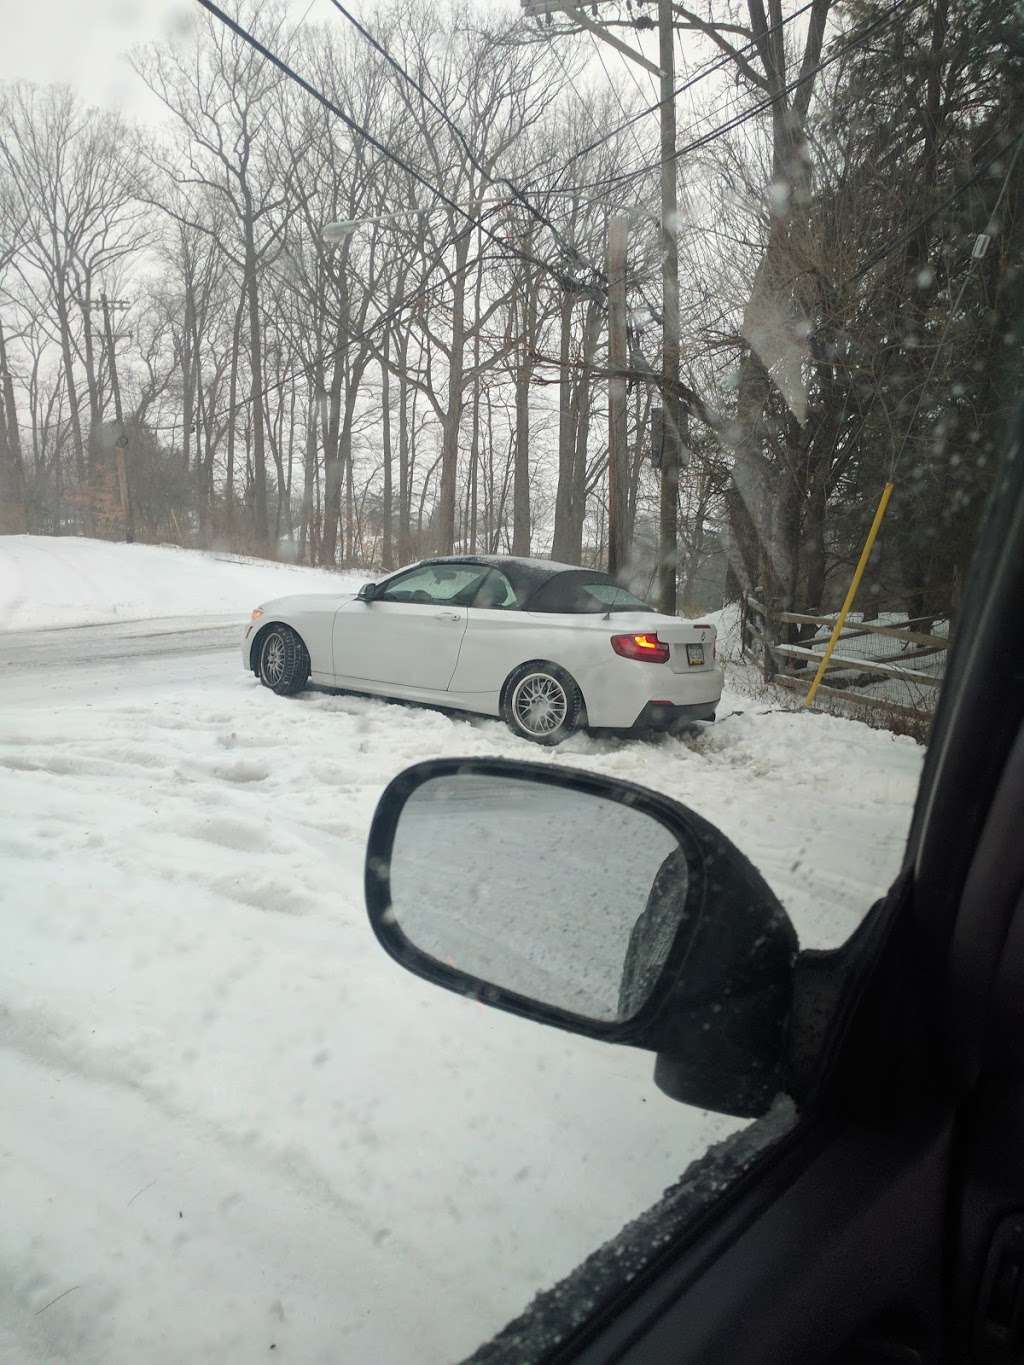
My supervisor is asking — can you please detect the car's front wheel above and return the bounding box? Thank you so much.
[502,663,585,746]
[257,625,310,696]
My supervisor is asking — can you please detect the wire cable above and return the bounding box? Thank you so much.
[524,0,819,193]
[585,25,652,168]
[326,0,605,281]
[544,0,916,198]
[193,0,586,292]
[841,126,1012,288]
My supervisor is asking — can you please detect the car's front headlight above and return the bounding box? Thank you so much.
[249,607,264,622]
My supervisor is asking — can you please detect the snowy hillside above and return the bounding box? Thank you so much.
[0,535,364,632]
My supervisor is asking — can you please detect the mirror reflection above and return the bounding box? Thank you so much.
[387,773,689,1021]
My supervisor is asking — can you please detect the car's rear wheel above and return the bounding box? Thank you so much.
[502,663,585,746]
[257,625,310,696]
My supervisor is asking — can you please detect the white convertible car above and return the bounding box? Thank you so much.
[241,556,723,744]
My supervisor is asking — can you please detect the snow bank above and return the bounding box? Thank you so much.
[700,601,742,659]
[0,535,364,632]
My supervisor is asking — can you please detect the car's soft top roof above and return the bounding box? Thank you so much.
[418,555,598,601]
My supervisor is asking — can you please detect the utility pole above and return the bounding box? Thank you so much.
[99,295,127,430]
[520,0,684,608]
[512,233,534,556]
[90,293,134,543]
[607,214,628,575]
[657,0,681,615]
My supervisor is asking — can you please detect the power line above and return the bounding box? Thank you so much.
[543,0,917,199]
[185,0,909,441]
[193,0,587,293]
[525,27,665,345]
[326,0,604,282]
[584,26,652,169]
[841,126,1012,288]
[325,0,677,404]
[670,0,914,170]
[523,0,820,194]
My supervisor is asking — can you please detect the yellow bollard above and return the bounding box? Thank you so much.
[805,482,895,707]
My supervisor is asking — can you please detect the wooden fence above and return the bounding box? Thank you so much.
[741,594,951,726]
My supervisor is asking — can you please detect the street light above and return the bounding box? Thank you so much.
[321,197,525,243]
[322,210,425,242]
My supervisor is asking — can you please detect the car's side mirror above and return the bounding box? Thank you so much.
[364,758,799,1119]
[357,581,378,602]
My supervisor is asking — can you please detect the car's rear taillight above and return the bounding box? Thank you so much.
[611,632,670,663]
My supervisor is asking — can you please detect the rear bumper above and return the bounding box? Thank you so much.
[631,699,717,731]
[581,659,723,728]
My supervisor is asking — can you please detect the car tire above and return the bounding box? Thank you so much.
[501,662,585,746]
[257,625,310,696]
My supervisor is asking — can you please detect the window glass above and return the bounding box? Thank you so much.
[529,572,656,614]
[470,569,519,609]
[377,563,483,604]
[0,0,1017,1359]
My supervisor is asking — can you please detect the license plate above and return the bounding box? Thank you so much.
[686,644,705,666]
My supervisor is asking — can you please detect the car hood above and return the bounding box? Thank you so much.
[259,592,354,616]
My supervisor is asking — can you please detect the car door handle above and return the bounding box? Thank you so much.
[435,612,461,623]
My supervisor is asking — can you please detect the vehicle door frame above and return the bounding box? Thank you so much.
[331,563,479,691]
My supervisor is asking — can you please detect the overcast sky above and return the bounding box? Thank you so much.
[0,0,653,124]
[0,0,562,120]
[0,0,193,117]
[0,0,395,120]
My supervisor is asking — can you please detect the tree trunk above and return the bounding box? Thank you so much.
[225,285,245,541]
[551,289,575,562]
[469,240,485,556]
[321,367,343,565]
[437,232,471,553]
[320,288,348,565]
[81,288,103,481]
[342,408,355,566]
[397,327,412,564]
[55,301,86,488]
[182,282,195,477]
[381,331,394,571]
[243,220,269,553]
[0,314,27,533]
[299,392,316,566]
[512,257,535,556]
[512,343,531,554]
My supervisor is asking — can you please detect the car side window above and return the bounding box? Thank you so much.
[377,565,482,605]
[469,570,519,610]
[527,573,654,614]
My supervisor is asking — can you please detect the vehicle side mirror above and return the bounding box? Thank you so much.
[364,758,799,1119]
[357,581,378,602]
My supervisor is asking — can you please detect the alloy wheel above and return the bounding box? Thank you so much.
[511,672,569,736]
[262,632,287,686]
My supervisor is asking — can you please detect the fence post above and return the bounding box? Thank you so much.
[805,482,895,707]
[763,595,779,684]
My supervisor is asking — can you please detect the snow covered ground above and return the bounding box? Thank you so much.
[0,533,364,631]
[0,538,925,1363]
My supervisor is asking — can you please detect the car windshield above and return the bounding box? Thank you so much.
[529,573,657,613]
[0,0,1018,1360]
